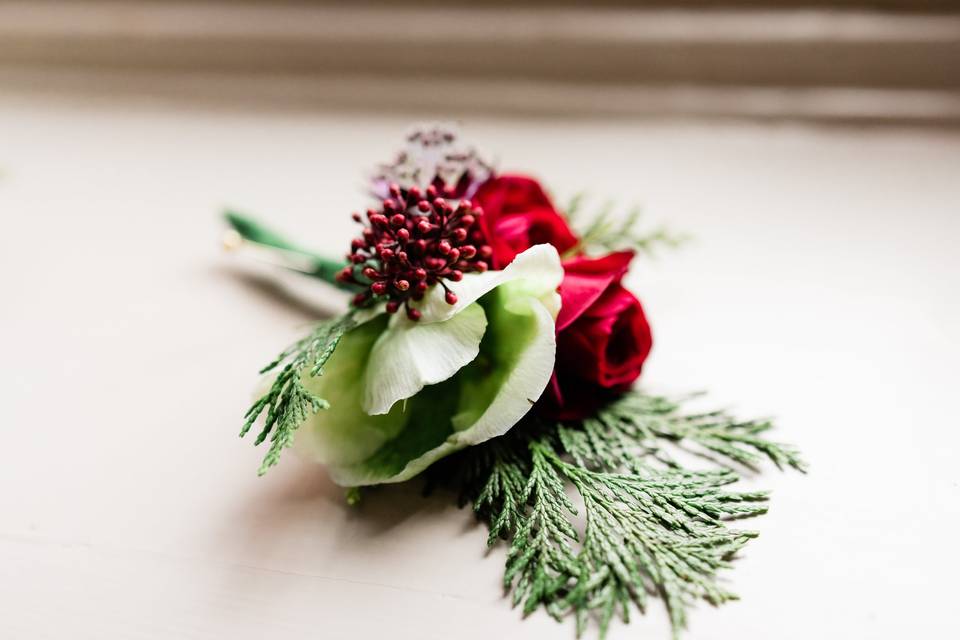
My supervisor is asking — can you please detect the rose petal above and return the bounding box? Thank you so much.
[555,250,634,331]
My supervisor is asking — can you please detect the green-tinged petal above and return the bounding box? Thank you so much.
[450,285,559,440]
[295,244,565,487]
[357,243,563,414]
[327,290,558,486]
[415,243,564,323]
[363,302,487,415]
[293,315,410,466]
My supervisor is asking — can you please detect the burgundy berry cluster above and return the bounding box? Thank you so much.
[337,183,493,320]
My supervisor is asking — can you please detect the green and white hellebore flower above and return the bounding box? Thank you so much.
[293,244,563,486]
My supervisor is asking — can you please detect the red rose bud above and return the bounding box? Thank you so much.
[473,175,578,268]
[539,251,652,421]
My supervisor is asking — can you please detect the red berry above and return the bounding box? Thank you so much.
[397,228,410,241]
[371,282,387,295]
[390,213,406,227]
[395,279,410,291]
[386,301,400,314]
[445,291,458,305]
[449,270,463,282]
[417,200,430,212]
[406,307,422,321]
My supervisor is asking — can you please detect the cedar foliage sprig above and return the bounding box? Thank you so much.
[240,313,356,475]
[565,195,687,258]
[429,391,804,639]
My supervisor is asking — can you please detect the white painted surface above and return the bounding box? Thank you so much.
[0,96,958,639]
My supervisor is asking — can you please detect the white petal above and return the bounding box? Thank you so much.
[328,297,558,487]
[415,244,564,323]
[362,302,487,415]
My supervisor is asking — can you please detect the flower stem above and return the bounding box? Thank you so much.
[223,210,353,289]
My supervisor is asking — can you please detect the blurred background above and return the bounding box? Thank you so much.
[2,3,959,640]
[1,0,959,123]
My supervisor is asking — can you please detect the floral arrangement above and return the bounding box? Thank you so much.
[225,124,804,638]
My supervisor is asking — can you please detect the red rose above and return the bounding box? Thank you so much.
[473,175,652,419]
[474,175,578,269]
[540,251,653,420]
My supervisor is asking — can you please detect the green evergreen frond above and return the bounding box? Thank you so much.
[241,313,356,475]
[428,390,804,638]
[563,198,688,259]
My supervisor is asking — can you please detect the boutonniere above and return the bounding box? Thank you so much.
[225,124,804,638]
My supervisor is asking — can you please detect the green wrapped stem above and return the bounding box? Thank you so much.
[224,210,353,290]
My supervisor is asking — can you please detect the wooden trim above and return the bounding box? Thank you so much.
[1,2,959,123]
